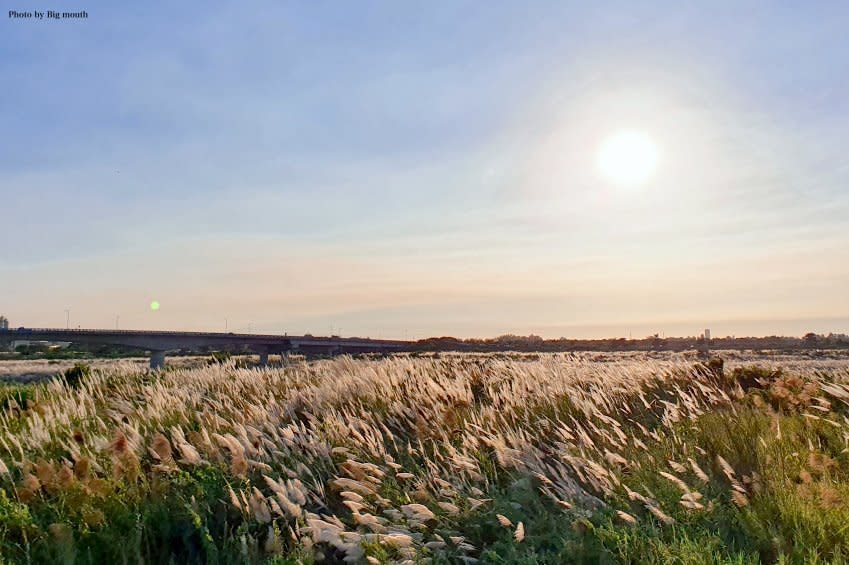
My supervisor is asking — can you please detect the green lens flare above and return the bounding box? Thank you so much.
[150,301,160,311]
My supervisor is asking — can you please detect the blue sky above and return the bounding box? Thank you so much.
[2,1,848,338]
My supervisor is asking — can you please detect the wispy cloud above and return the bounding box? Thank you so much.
[2,1,848,337]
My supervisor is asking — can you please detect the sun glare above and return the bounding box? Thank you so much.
[597,130,659,186]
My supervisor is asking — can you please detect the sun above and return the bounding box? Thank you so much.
[597,130,659,186]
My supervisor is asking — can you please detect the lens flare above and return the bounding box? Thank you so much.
[150,300,160,312]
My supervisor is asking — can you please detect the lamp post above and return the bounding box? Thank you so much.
[64,309,70,330]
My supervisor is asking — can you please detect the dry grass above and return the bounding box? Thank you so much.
[1,353,848,563]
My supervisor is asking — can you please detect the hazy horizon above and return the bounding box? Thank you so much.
[2,314,848,341]
[3,2,848,340]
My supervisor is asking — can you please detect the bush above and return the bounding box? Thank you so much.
[766,374,820,413]
[693,357,725,380]
[725,365,782,392]
[62,363,91,389]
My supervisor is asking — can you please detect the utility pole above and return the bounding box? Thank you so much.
[115,315,120,330]
[65,309,70,330]
[225,318,228,332]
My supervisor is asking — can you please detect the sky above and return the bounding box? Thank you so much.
[1,1,848,339]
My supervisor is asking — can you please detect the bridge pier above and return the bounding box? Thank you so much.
[150,350,166,370]
[258,351,269,366]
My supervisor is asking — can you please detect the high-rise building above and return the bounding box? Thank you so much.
[0,316,8,330]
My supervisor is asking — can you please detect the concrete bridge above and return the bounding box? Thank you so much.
[0,328,414,369]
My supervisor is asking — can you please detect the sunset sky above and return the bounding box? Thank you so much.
[2,2,848,339]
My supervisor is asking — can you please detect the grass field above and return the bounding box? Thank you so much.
[1,353,848,563]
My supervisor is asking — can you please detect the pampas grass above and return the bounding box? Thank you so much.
[0,353,848,562]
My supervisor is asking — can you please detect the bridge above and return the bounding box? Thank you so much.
[0,328,415,368]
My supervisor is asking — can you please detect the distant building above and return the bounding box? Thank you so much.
[0,316,8,330]
[704,329,711,341]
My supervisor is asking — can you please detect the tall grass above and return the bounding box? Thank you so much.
[0,354,848,563]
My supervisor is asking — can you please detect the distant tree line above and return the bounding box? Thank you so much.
[412,332,849,353]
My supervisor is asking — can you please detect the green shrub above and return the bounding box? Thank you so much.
[207,351,232,365]
[62,363,91,389]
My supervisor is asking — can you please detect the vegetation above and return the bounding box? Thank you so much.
[207,351,253,369]
[61,363,92,389]
[414,333,849,353]
[3,343,148,360]
[0,354,848,563]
